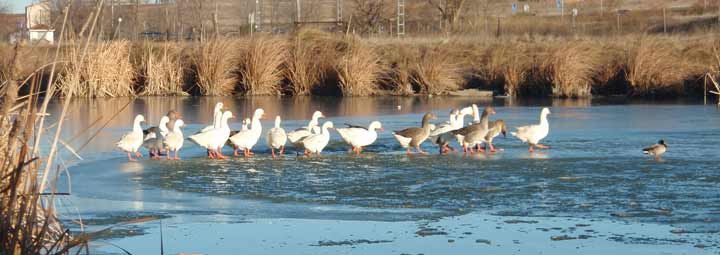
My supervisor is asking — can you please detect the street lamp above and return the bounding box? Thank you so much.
[114,17,123,39]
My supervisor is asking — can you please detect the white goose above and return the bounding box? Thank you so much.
[287,111,325,150]
[300,121,334,156]
[116,114,146,161]
[511,107,551,152]
[142,116,170,158]
[188,111,234,159]
[198,102,224,133]
[266,116,288,158]
[336,121,383,155]
[163,119,185,160]
[228,108,265,157]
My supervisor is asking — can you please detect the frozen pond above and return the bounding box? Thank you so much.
[44,96,720,254]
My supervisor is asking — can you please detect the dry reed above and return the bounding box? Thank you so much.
[378,44,415,95]
[192,39,237,96]
[140,43,188,96]
[487,41,533,96]
[58,41,135,98]
[544,41,601,98]
[287,30,338,95]
[334,37,382,96]
[411,45,463,95]
[626,36,691,96]
[238,37,287,95]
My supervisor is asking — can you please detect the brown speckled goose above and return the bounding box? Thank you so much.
[484,119,507,152]
[451,107,495,153]
[393,113,437,155]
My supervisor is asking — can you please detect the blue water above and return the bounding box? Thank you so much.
[47,97,720,254]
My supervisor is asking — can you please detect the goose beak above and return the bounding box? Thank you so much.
[378,127,385,131]
[502,130,506,138]
[321,114,327,118]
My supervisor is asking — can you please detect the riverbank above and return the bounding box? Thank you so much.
[2,30,719,99]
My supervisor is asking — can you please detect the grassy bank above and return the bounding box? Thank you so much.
[1,31,718,98]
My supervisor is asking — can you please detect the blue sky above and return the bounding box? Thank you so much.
[7,0,33,13]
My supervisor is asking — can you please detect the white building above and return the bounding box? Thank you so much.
[26,1,54,44]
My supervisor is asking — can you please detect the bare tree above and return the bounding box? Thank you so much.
[426,0,467,32]
[350,0,388,34]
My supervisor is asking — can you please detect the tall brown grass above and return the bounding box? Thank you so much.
[378,44,415,95]
[411,45,463,95]
[626,36,691,96]
[486,41,534,96]
[58,41,135,98]
[335,37,382,96]
[192,39,237,96]
[287,30,337,95]
[544,41,601,98]
[140,43,188,96]
[238,37,287,95]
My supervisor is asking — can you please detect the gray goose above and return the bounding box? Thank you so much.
[484,119,507,152]
[393,112,437,155]
[451,106,496,153]
[643,139,667,161]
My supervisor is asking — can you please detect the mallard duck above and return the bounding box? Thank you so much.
[511,107,551,153]
[643,139,667,161]
[392,113,437,155]
[336,121,383,155]
[116,114,146,161]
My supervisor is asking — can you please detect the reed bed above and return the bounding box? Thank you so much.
[486,41,534,96]
[544,41,602,98]
[58,41,135,98]
[377,44,415,95]
[2,33,717,98]
[238,37,287,95]
[140,43,188,96]
[411,45,463,95]
[287,30,338,95]
[334,37,382,96]
[192,39,237,96]
[626,36,691,96]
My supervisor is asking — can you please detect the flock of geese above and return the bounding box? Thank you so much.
[116,102,668,161]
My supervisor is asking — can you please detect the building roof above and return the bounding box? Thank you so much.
[30,24,51,30]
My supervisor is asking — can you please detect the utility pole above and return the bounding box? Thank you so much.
[397,0,405,37]
[663,7,667,34]
[600,0,603,16]
[111,0,115,39]
[336,0,342,24]
[296,0,301,23]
